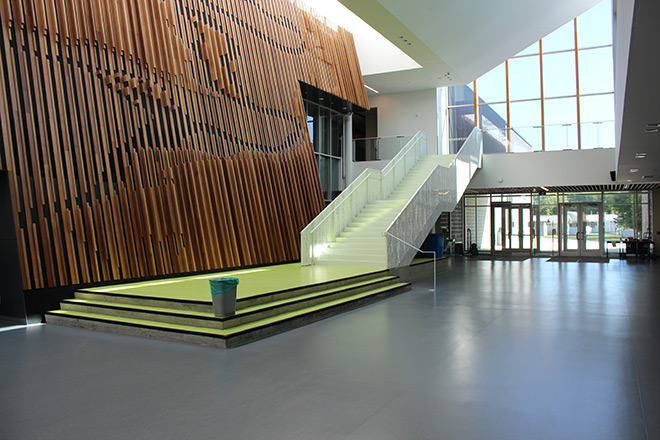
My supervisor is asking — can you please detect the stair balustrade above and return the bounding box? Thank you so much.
[301,132,427,265]
[300,127,483,268]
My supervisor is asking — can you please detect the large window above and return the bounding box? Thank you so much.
[306,100,344,203]
[447,0,614,153]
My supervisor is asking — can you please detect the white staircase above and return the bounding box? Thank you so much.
[317,156,454,266]
[301,128,483,269]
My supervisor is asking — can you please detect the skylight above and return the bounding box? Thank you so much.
[296,0,421,76]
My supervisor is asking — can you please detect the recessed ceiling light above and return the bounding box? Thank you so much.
[635,152,647,158]
[644,128,658,133]
[630,168,639,173]
[642,175,654,179]
[647,123,660,128]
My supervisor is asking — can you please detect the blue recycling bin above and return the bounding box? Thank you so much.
[209,277,239,317]
[416,233,444,258]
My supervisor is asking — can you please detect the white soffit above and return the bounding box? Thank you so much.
[295,0,421,77]
[338,0,601,94]
[615,0,660,184]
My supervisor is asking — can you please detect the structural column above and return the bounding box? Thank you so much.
[343,113,354,186]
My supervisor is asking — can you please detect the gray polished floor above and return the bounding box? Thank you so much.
[1,258,658,440]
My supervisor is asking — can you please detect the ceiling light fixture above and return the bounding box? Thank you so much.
[635,152,647,158]
[642,175,654,179]
[630,168,639,173]
[540,186,549,191]
[364,84,379,94]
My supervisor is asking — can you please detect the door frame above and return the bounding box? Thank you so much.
[491,202,534,255]
[558,202,604,257]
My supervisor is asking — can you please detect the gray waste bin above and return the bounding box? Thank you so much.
[209,277,239,317]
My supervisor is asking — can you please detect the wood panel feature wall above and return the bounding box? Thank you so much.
[0,0,369,290]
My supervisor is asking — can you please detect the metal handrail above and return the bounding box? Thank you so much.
[353,135,409,141]
[382,132,424,178]
[304,169,379,235]
[301,132,425,239]
[385,231,436,294]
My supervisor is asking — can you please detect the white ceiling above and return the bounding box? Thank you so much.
[338,0,600,94]
[328,0,657,185]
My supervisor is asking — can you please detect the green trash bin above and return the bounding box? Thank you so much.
[209,277,239,317]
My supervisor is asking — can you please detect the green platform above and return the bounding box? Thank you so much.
[83,263,384,301]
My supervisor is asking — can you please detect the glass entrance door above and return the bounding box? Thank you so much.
[559,203,603,257]
[491,203,533,254]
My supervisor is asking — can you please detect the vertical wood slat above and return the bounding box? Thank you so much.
[0,0,369,290]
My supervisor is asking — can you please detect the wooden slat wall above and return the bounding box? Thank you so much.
[0,0,369,290]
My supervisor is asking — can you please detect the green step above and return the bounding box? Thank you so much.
[46,282,411,348]
[72,270,391,311]
[61,276,400,330]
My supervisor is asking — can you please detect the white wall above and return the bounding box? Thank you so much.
[369,89,439,155]
[614,0,635,165]
[654,188,660,256]
[468,149,616,189]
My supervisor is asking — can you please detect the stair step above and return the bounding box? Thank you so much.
[366,200,406,206]
[349,218,392,225]
[46,282,411,348]
[316,254,386,265]
[346,223,390,230]
[328,246,385,253]
[339,230,384,236]
[321,248,386,258]
[343,226,387,233]
[329,239,385,247]
[58,276,399,330]
[355,212,394,219]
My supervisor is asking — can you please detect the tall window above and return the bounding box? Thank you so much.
[448,0,614,153]
[306,100,344,203]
